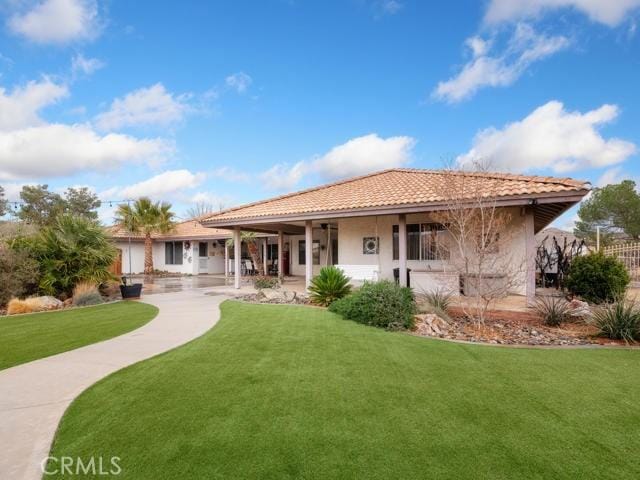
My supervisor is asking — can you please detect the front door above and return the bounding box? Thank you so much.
[198,242,208,274]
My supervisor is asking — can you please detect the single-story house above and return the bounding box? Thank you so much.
[107,219,277,276]
[202,168,590,302]
[107,220,233,275]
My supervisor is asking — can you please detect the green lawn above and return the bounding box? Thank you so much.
[47,301,640,479]
[0,301,157,370]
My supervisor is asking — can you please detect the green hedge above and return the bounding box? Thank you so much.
[565,252,629,304]
[329,280,416,330]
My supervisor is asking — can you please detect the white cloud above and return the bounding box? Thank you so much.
[311,133,415,179]
[485,0,640,27]
[188,191,229,212]
[95,83,192,131]
[259,133,415,191]
[210,166,250,183]
[225,72,252,94]
[0,77,68,131]
[101,170,205,200]
[0,182,30,201]
[260,161,306,191]
[0,124,172,180]
[433,24,570,102]
[596,166,624,186]
[457,100,637,173]
[8,0,100,44]
[71,53,104,76]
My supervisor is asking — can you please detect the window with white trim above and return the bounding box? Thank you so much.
[165,241,184,265]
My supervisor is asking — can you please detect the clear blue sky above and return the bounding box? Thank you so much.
[0,0,638,227]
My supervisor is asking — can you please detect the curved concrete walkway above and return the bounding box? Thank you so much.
[0,290,227,480]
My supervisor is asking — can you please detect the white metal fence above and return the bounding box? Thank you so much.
[603,242,640,284]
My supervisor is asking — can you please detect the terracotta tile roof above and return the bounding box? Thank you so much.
[203,168,590,223]
[106,219,232,240]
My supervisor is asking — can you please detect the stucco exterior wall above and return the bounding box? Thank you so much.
[115,241,145,275]
[334,208,529,295]
[115,239,226,275]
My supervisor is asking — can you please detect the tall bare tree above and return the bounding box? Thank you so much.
[184,201,226,220]
[432,164,526,324]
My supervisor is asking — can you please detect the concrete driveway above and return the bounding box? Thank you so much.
[127,274,230,295]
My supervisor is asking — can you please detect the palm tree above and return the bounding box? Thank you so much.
[114,198,176,275]
[226,231,264,276]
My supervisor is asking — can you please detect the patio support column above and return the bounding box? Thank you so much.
[234,227,241,289]
[224,243,229,278]
[278,230,284,282]
[263,238,268,276]
[305,220,313,291]
[398,214,407,287]
[525,210,536,306]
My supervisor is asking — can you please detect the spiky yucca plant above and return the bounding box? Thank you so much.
[534,296,570,327]
[308,266,352,306]
[590,301,640,343]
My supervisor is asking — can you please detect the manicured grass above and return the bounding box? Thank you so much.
[0,302,157,370]
[47,301,640,479]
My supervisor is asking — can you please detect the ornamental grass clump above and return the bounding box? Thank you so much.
[417,289,454,322]
[308,266,352,306]
[329,280,416,330]
[534,296,570,327]
[72,281,104,307]
[589,300,640,343]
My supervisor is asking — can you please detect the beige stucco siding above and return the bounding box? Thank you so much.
[332,208,529,295]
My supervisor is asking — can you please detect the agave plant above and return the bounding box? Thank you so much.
[308,266,352,306]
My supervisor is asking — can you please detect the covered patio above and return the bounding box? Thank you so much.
[203,169,590,304]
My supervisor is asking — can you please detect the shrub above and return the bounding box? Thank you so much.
[329,280,416,330]
[0,244,39,307]
[21,215,117,297]
[308,266,352,306]
[253,276,278,290]
[534,296,570,327]
[565,252,629,304]
[73,282,104,306]
[589,301,640,343]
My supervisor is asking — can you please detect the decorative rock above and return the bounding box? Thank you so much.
[568,299,591,318]
[30,296,63,311]
[414,313,450,337]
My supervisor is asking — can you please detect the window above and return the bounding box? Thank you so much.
[165,241,183,265]
[299,240,320,265]
[393,223,449,261]
[198,242,208,257]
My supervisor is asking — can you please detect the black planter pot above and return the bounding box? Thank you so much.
[120,283,143,299]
